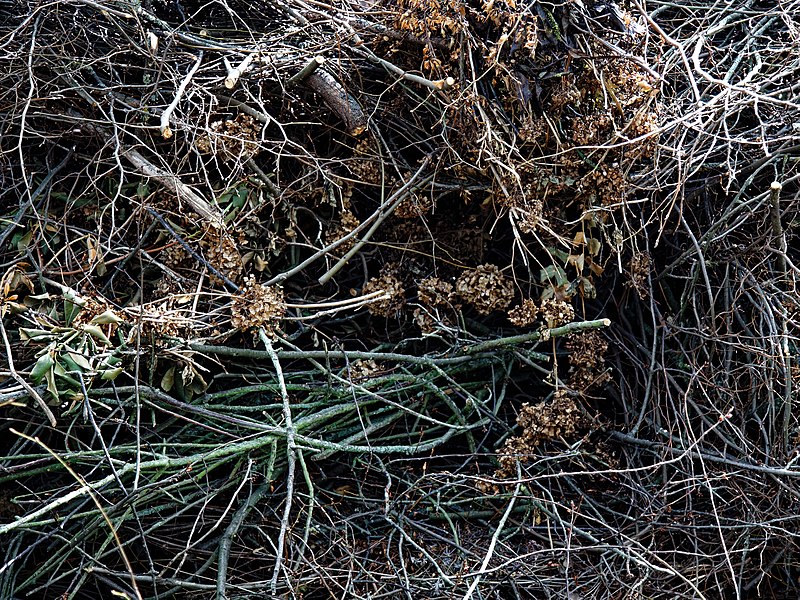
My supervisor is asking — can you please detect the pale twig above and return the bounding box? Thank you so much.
[351,45,455,91]
[287,55,325,85]
[461,463,522,600]
[216,453,275,600]
[287,289,390,320]
[0,433,281,536]
[11,429,143,600]
[262,331,298,596]
[68,113,223,225]
[224,51,257,89]
[266,158,432,287]
[160,51,203,139]
[633,0,701,103]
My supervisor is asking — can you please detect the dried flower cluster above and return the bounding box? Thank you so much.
[627,251,651,299]
[155,243,192,295]
[627,111,660,157]
[195,113,262,161]
[230,276,285,335]
[417,277,455,307]
[514,197,544,234]
[539,298,574,328]
[518,116,549,146]
[565,330,611,393]
[571,112,613,146]
[580,165,628,208]
[455,264,514,315]
[348,138,382,184]
[551,81,582,115]
[481,0,520,27]
[363,272,406,317]
[348,359,383,381]
[496,390,588,478]
[605,62,657,109]
[395,0,467,38]
[414,277,457,334]
[570,55,660,159]
[394,192,433,218]
[203,229,244,285]
[507,298,539,326]
[129,304,193,343]
[325,210,361,255]
[413,307,442,335]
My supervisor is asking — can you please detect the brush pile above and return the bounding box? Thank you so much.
[1,0,799,597]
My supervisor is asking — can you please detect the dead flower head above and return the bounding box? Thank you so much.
[495,389,588,478]
[195,113,262,161]
[539,298,574,328]
[417,277,456,308]
[565,330,611,392]
[363,273,405,317]
[230,276,285,335]
[507,298,539,326]
[456,264,514,315]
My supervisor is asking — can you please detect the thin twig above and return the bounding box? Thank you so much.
[318,157,433,284]
[262,330,298,596]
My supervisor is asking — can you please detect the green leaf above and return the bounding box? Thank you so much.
[53,360,66,377]
[91,310,122,325]
[59,352,83,374]
[539,264,568,286]
[45,367,59,399]
[67,351,93,371]
[13,229,33,252]
[30,352,55,382]
[100,355,122,369]
[20,328,55,342]
[63,291,85,327]
[101,367,123,381]
[231,186,249,208]
[82,324,113,346]
[547,247,570,263]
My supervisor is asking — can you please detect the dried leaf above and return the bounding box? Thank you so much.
[567,253,585,271]
[161,366,176,392]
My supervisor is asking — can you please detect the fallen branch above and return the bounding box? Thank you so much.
[304,68,367,135]
[124,148,223,227]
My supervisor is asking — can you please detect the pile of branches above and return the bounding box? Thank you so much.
[0,0,798,597]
